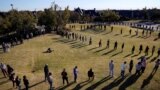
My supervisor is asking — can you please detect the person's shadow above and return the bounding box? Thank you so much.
[141,66,159,89]
[72,79,92,90]
[101,74,128,90]
[56,81,74,90]
[85,76,111,90]
[119,73,142,90]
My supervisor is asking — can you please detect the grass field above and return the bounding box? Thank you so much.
[0,25,160,90]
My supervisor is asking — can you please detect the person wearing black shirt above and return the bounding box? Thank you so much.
[23,75,29,90]
[61,69,69,85]
[88,68,94,80]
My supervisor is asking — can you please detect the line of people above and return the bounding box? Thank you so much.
[0,63,29,90]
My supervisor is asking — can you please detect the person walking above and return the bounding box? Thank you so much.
[129,60,134,73]
[73,66,78,83]
[109,60,114,77]
[61,68,69,85]
[44,64,49,81]
[23,75,29,90]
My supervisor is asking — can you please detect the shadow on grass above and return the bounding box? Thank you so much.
[72,79,92,90]
[114,34,120,36]
[102,49,115,56]
[141,67,158,89]
[123,34,129,37]
[71,43,88,49]
[56,81,74,90]
[29,80,45,89]
[88,47,99,51]
[111,51,123,57]
[153,38,159,41]
[102,75,128,90]
[150,56,158,63]
[119,73,142,90]
[123,53,132,58]
[93,48,107,53]
[102,31,112,35]
[130,34,137,38]
[131,53,140,58]
[0,77,5,80]
[0,80,10,85]
[86,76,111,90]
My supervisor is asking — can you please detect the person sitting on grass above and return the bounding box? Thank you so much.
[47,48,52,53]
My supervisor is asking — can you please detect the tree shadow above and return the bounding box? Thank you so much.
[87,47,99,51]
[0,80,10,85]
[111,51,123,57]
[86,76,111,90]
[123,35,129,37]
[102,75,128,90]
[150,56,158,63]
[56,81,74,90]
[141,67,158,89]
[119,73,142,90]
[93,48,107,53]
[123,53,132,58]
[29,80,45,89]
[102,49,115,56]
[72,80,92,90]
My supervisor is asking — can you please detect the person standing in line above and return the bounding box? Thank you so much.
[0,63,8,77]
[88,68,94,80]
[129,60,134,73]
[106,39,110,49]
[139,44,143,54]
[44,64,49,81]
[152,45,155,56]
[141,57,146,73]
[23,75,29,90]
[121,43,124,52]
[135,62,142,75]
[145,46,149,56]
[15,76,21,90]
[129,29,132,35]
[153,59,160,73]
[120,28,123,34]
[10,73,15,87]
[73,66,78,83]
[99,39,102,47]
[47,72,53,90]
[132,45,135,54]
[109,60,114,77]
[89,37,92,45]
[114,41,118,50]
[121,61,127,79]
[61,68,69,85]
[7,65,14,77]
[158,48,160,57]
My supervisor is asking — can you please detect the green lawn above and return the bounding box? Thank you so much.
[0,25,160,90]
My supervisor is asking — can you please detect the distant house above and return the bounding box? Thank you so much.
[74,7,100,16]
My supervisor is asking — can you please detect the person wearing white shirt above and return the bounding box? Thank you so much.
[121,61,127,79]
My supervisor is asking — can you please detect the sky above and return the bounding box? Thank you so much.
[0,0,160,11]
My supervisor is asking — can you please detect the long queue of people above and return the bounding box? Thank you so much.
[57,30,160,57]
[1,57,160,90]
